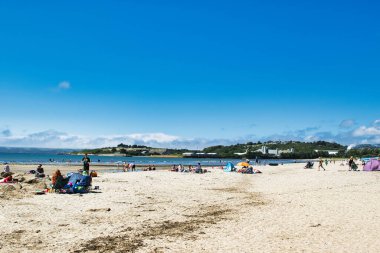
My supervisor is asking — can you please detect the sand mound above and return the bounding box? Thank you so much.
[0,176,51,200]
[0,183,24,200]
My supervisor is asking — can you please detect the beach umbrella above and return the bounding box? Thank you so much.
[236,162,250,167]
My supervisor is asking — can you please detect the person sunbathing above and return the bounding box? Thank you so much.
[0,176,12,183]
[170,165,178,172]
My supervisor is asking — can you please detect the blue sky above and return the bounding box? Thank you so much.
[0,0,379,149]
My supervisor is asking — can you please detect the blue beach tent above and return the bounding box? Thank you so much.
[224,162,236,172]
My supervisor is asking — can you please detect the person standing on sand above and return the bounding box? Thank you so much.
[318,158,325,171]
[82,154,91,173]
[348,156,354,171]
[130,163,136,172]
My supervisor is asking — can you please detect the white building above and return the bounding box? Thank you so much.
[256,146,295,157]
[314,150,339,155]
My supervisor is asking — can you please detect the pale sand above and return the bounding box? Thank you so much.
[0,163,379,252]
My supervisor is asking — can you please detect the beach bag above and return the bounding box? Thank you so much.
[77,176,92,187]
[73,185,88,193]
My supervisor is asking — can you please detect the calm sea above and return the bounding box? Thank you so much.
[0,153,304,166]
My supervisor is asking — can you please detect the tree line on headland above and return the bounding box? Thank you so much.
[71,141,380,159]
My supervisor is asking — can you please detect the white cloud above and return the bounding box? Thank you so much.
[127,133,179,143]
[352,126,380,137]
[58,81,71,90]
[0,130,185,149]
[1,120,380,149]
[374,119,380,125]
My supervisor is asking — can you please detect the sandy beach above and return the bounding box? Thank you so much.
[0,162,379,253]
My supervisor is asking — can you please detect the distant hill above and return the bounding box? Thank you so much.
[73,141,348,159]
[202,141,347,159]
[71,143,195,157]
[346,144,380,158]
[351,144,380,149]
[0,147,78,154]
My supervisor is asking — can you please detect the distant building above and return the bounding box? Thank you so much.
[314,150,339,155]
[256,146,295,157]
[182,152,218,157]
[234,148,249,156]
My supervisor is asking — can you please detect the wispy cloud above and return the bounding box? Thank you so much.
[339,119,356,129]
[1,129,12,137]
[58,81,71,90]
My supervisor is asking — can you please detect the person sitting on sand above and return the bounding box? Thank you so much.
[52,170,66,189]
[35,164,45,178]
[3,163,10,173]
[171,164,178,172]
[195,163,203,173]
[144,165,152,171]
[304,161,314,169]
[1,163,12,178]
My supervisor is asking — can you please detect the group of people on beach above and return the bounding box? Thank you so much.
[122,162,136,172]
[1,163,46,183]
[311,156,364,171]
[171,163,206,173]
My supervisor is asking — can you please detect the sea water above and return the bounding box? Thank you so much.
[0,152,307,166]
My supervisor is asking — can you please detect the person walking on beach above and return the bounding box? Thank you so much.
[82,154,91,173]
[318,158,325,171]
